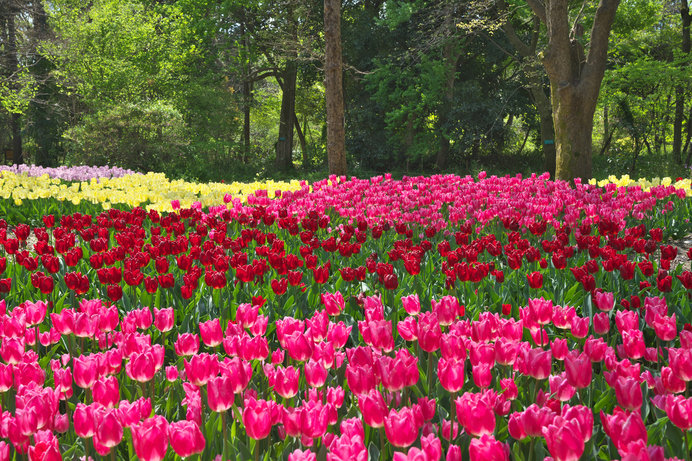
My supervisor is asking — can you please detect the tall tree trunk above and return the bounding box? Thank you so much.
[436,4,458,171]
[6,8,23,164]
[324,0,347,175]
[527,0,620,181]
[276,62,297,171]
[673,0,691,163]
[243,79,252,162]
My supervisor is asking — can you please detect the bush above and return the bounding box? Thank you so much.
[63,100,189,175]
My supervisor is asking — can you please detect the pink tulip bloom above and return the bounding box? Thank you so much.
[564,351,592,389]
[131,415,169,461]
[600,407,647,456]
[321,291,345,316]
[455,392,495,437]
[384,407,419,447]
[243,397,273,440]
[274,366,300,399]
[153,308,174,333]
[174,333,199,357]
[199,318,223,347]
[358,389,388,428]
[92,376,119,408]
[95,409,123,448]
[469,434,509,461]
[289,448,316,461]
[543,417,585,461]
[169,420,205,458]
[593,291,614,311]
[207,375,235,412]
[401,294,421,316]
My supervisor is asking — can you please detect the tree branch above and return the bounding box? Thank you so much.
[580,0,620,93]
[525,0,547,23]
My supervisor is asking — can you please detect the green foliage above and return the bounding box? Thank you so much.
[62,101,189,174]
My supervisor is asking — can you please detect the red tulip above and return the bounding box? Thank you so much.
[526,271,543,289]
[384,407,419,447]
[243,397,273,440]
[169,420,205,458]
[131,415,169,461]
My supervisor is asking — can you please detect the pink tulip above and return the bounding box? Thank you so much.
[73,355,98,389]
[455,392,495,437]
[174,333,199,356]
[564,351,592,389]
[300,400,330,439]
[184,353,220,387]
[600,408,647,455]
[593,312,610,335]
[207,375,235,412]
[593,291,614,311]
[199,318,223,347]
[153,308,174,332]
[418,312,441,352]
[274,366,300,399]
[669,348,692,381]
[516,347,551,380]
[92,376,119,408]
[432,296,459,325]
[543,417,584,461]
[243,397,273,440]
[304,359,328,388]
[665,394,692,430]
[384,407,419,447]
[169,420,205,458]
[131,415,169,461]
[289,448,316,461]
[469,434,508,461]
[401,294,421,315]
[358,389,387,428]
[95,409,123,448]
[321,291,345,316]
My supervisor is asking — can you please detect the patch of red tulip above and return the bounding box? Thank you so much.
[0,173,689,459]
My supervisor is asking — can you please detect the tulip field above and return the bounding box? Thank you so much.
[1,168,692,461]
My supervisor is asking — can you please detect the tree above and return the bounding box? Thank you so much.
[526,0,620,180]
[324,0,346,175]
[673,0,691,164]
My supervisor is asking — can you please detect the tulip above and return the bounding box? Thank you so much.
[169,420,205,458]
[564,351,592,389]
[305,359,328,388]
[95,409,124,448]
[455,392,495,437]
[517,347,551,380]
[73,355,98,389]
[321,291,345,316]
[469,434,508,461]
[600,408,647,455]
[289,449,316,461]
[358,390,388,428]
[418,312,441,352]
[92,376,119,408]
[199,318,223,347]
[384,407,419,447]
[665,394,692,430]
[543,417,584,461]
[174,333,200,357]
[243,398,273,440]
[274,366,300,399]
[207,375,235,412]
[401,294,421,315]
[613,376,642,411]
[184,353,220,387]
[131,416,169,461]
[300,400,330,439]
[593,291,614,311]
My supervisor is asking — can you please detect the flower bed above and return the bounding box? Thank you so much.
[0,173,690,460]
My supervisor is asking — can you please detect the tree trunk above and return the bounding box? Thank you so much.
[527,0,620,181]
[529,85,557,177]
[294,112,308,167]
[243,80,252,162]
[276,62,297,171]
[673,0,691,163]
[324,0,347,175]
[435,4,458,171]
[6,8,23,164]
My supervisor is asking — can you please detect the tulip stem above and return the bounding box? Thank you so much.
[222,411,228,460]
[528,437,535,461]
[379,427,386,459]
[449,391,456,445]
[427,352,433,395]
[254,438,259,461]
